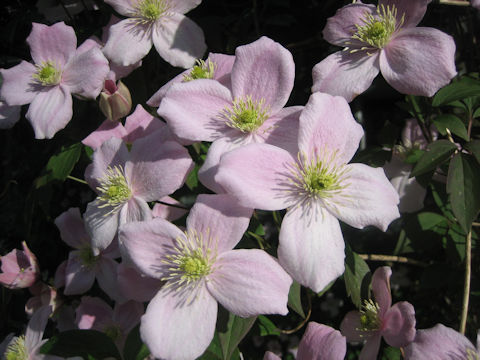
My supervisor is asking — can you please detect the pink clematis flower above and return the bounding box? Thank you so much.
[264,322,346,360]
[312,0,457,101]
[119,194,292,360]
[340,266,416,360]
[158,36,302,192]
[404,323,479,359]
[84,131,193,254]
[0,241,40,289]
[102,0,206,68]
[117,262,163,302]
[216,92,400,292]
[0,22,109,138]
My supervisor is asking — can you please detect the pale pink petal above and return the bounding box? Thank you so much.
[147,70,190,107]
[54,261,67,288]
[207,249,291,317]
[312,50,380,103]
[119,218,184,279]
[0,61,37,105]
[381,301,416,347]
[25,306,52,352]
[298,93,363,164]
[84,199,120,254]
[127,136,193,201]
[26,85,73,139]
[359,333,382,360]
[152,197,188,221]
[168,0,202,14]
[379,0,431,28]
[27,22,76,66]
[0,101,21,129]
[104,0,135,16]
[64,251,95,295]
[473,0,480,9]
[231,36,294,114]
[75,296,112,330]
[96,257,124,302]
[54,208,90,249]
[117,263,163,302]
[187,194,253,253]
[123,104,165,143]
[404,324,476,360]
[278,206,345,292]
[371,266,392,316]
[322,2,377,46]
[82,120,128,150]
[119,197,153,227]
[157,79,233,141]
[152,13,206,68]
[0,273,20,288]
[297,322,346,360]
[63,47,109,99]
[141,285,217,360]
[263,352,281,360]
[113,300,143,333]
[324,163,400,231]
[380,27,457,97]
[103,19,153,67]
[75,38,101,55]
[216,143,296,210]
[340,311,365,343]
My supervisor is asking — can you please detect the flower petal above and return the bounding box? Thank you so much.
[82,120,128,151]
[104,0,135,16]
[123,104,165,143]
[231,36,294,114]
[152,196,188,222]
[152,13,206,68]
[297,322,346,360]
[113,300,144,333]
[372,266,392,317]
[381,301,416,347]
[84,199,120,254]
[117,262,163,302]
[96,257,125,302]
[324,163,400,231]
[168,0,202,14]
[359,333,382,360]
[0,102,21,129]
[26,85,73,139]
[75,296,112,330]
[54,208,90,249]
[312,50,380,103]
[0,61,37,105]
[340,311,365,343]
[25,305,52,352]
[278,207,345,292]
[64,252,95,295]
[207,249,291,317]
[379,0,431,28]
[119,196,153,226]
[141,285,217,360]
[380,27,456,97]
[263,352,281,360]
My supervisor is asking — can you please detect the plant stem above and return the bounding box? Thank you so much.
[280,292,312,334]
[359,254,428,267]
[460,229,472,334]
[67,175,88,185]
[438,0,470,5]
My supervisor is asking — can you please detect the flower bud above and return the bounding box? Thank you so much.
[0,241,40,289]
[99,79,132,121]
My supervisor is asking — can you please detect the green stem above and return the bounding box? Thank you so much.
[67,175,88,185]
[459,229,472,334]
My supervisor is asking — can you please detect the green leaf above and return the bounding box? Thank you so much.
[432,77,480,107]
[417,212,447,231]
[344,245,371,308]
[287,281,305,318]
[123,325,150,360]
[465,140,480,164]
[432,114,469,141]
[218,313,256,360]
[404,149,424,164]
[257,315,281,336]
[447,154,480,232]
[40,330,122,360]
[381,346,401,360]
[411,140,457,177]
[185,164,199,190]
[36,143,82,188]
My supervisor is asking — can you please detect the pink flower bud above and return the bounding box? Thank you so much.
[0,242,40,289]
[99,80,132,122]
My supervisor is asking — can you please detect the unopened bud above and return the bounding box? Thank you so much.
[0,241,40,289]
[99,80,132,121]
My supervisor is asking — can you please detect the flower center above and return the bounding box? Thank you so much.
[351,5,403,49]
[359,299,381,331]
[104,325,122,341]
[79,247,98,268]
[5,336,28,360]
[135,0,168,22]
[183,59,216,82]
[221,95,270,133]
[32,61,62,86]
[96,166,131,213]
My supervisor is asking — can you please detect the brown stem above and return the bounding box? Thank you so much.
[459,229,472,334]
[359,254,428,267]
[279,292,312,334]
[438,0,470,5]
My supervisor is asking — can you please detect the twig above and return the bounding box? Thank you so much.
[472,222,480,227]
[67,175,87,185]
[460,229,472,334]
[438,0,470,5]
[359,254,428,267]
[279,292,312,334]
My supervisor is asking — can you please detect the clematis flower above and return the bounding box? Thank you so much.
[117,262,163,302]
[25,283,62,316]
[84,131,193,254]
[0,22,109,138]
[216,92,400,292]
[0,101,21,129]
[102,0,206,68]
[473,0,480,9]
[0,241,40,289]
[312,0,457,101]
[404,323,479,359]
[119,194,292,360]
[264,322,346,360]
[157,36,302,192]
[340,266,416,360]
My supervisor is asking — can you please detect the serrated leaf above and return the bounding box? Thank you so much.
[287,281,305,318]
[344,245,371,308]
[447,154,480,232]
[40,330,121,360]
[257,315,281,336]
[432,114,468,141]
[466,140,480,164]
[218,313,256,360]
[36,143,82,188]
[123,325,150,360]
[411,140,457,177]
[417,212,447,231]
[432,77,480,106]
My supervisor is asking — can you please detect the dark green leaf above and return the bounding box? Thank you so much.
[406,95,426,123]
[123,325,150,360]
[381,346,401,360]
[40,330,122,360]
[447,154,480,233]
[417,212,447,231]
[36,143,82,188]
[218,313,256,360]
[411,140,457,177]
[432,77,480,107]
[432,114,468,141]
[257,315,281,336]
[466,140,480,164]
[404,149,424,164]
[186,164,199,190]
[344,245,371,308]
[287,281,305,318]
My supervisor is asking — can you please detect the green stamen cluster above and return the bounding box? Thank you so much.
[96,166,131,213]
[466,348,480,360]
[32,61,62,86]
[359,299,381,331]
[79,247,98,268]
[351,5,404,49]
[5,336,28,360]
[134,0,168,22]
[183,60,216,82]
[222,95,270,133]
